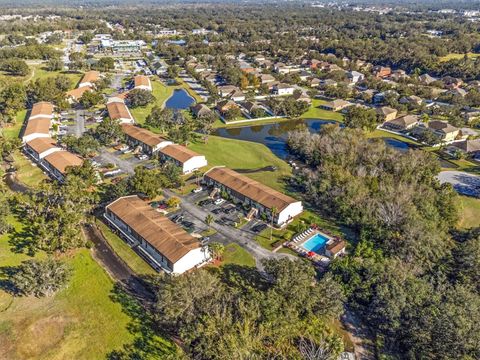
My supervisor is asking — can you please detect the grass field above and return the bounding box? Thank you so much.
[0,215,180,360]
[301,99,344,122]
[2,110,28,140]
[189,135,292,192]
[458,195,480,229]
[96,220,157,276]
[130,79,174,124]
[29,65,83,87]
[11,151,47,188]
[439,52,480,62]
[221,243,256,267]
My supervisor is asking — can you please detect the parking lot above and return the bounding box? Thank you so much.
[185,189,268,234]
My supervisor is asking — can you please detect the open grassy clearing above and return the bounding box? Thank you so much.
[301,99,344,122]
[11,151,47,188]
[220,243,256,267]
[0,214,180,360]
[2,110,27,140]
[130,79,174,125]
[189,135,292,192]
[95,220,157,276]
[29,65,83,87]
[439,52,480,62]
[458,195,480,229]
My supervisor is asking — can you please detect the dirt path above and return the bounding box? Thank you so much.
[341,308,375,360]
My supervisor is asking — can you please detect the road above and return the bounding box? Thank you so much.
[72,109,86,137]
[164,189,295,270]
[437,170,480,197]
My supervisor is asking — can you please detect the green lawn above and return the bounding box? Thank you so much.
[29,65,83,87]
[96,220,157,276]
[2,110,27,140]
[0,214,180,359]
[130,79,174,125]
[189,135,292,192]
[301,99,344,122]
[458,196,480,229]
[11,151,47,188]
[439,52,480,62]
[220,243,255,267]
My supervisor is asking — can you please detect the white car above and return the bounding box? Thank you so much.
[214,198,225,205]
[192,187,203,193]
[137,154,148,160]
[123,149,132,154]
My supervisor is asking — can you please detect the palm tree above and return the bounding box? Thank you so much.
[208,242,225,261]
[205,214,215,227]
[270,206,278,242]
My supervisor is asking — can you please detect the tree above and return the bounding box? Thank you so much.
[94,117,123,145]
[167,65,179,79]
[224,107,242,121]
[127,89,155,108]
[0,58,29,76]
[68,52,86,71]
[344,106,378,131]
[146,106,175,132]
[46,57,63,71]
[270,206,278,242]
[166,196,180,208]
[79,90,103,108]
[207,241,223,260]
[10,258,70,297]
[130,167,164,199]
[61,133,100,157]
[96,57,115,71]
[0,83,27,120]
[205,214,215,227]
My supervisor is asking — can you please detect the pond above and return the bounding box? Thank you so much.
[214,119,412,159]
[165,89,195,110]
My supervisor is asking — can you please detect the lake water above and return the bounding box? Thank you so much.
[214,119,411,159]
[165,89,195,110]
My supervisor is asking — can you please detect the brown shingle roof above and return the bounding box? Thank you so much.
[30,102,53,118]
[134,75,151,88]
[160,144,201,163]
[25,137,58,154]
[44,150,83,174]
[452,139,480,153]
[107,100,133,121]
[205,167,299,212]
[326,239,346,255]
[428,120,458,134]
[66,86,92,100]
[80,70,100,84]
[121,124,167,147]
[24,117,51,136]
[106,196,201,263]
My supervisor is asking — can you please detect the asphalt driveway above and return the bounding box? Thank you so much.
[437,171,480,197]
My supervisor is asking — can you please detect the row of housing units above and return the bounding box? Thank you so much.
[104,166,306,274]
[22,101,83,182]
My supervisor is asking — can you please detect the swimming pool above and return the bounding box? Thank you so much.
[302,233,329,254]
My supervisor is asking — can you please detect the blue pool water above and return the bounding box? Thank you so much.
[302,233,329,254]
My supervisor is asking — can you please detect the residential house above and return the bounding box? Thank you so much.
[419,73,438,85]
[134,75,152,91]
[104,195,210,274]
[449,139,480,157]
[216,99,238,115]
[28,101,54,120]
[273,83,295,96]
[239,61,255,73]
[218,85,238,98]
[373,66,392,78]
[293,92,312,104]
[121,124,172,155]
[204,167,303,226]
[448,88,467,97]
[22,117,52,143]
[260,74,275,84]
[43,150,83,182]
[106,98,135,124]
[442,76,463,89]
[321,99,352,111]
[78,70,100,88]
[191,103,213,118]
[373,90,399,104]
[382,114,419,131]
[24,137,61,161]
[399,95,423,106]
[347,71,365,84]
[307,77,321,88]
[423,120,460,142]
[159,144,208,174]
[229,89,246,102]
[66,86,93,102]
[298,70,310,82]
[376,106,398,122]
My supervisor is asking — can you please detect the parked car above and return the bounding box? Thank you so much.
[171,214,184,223]
[212,208,222,214]
[199,199,212,206]
[214,198,225,205]
[137,154,148,160]
[123,148,132,154]
[224,207,236,214]
[252,223,268,233]
[182,221,194,228]
[192,187,203,193]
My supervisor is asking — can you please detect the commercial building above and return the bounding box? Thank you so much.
[121,124,172,155]
[104,195,210,274]
[204,167,303,226]
[159,144,208,174]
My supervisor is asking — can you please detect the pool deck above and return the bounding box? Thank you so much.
[285,228,333,267]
